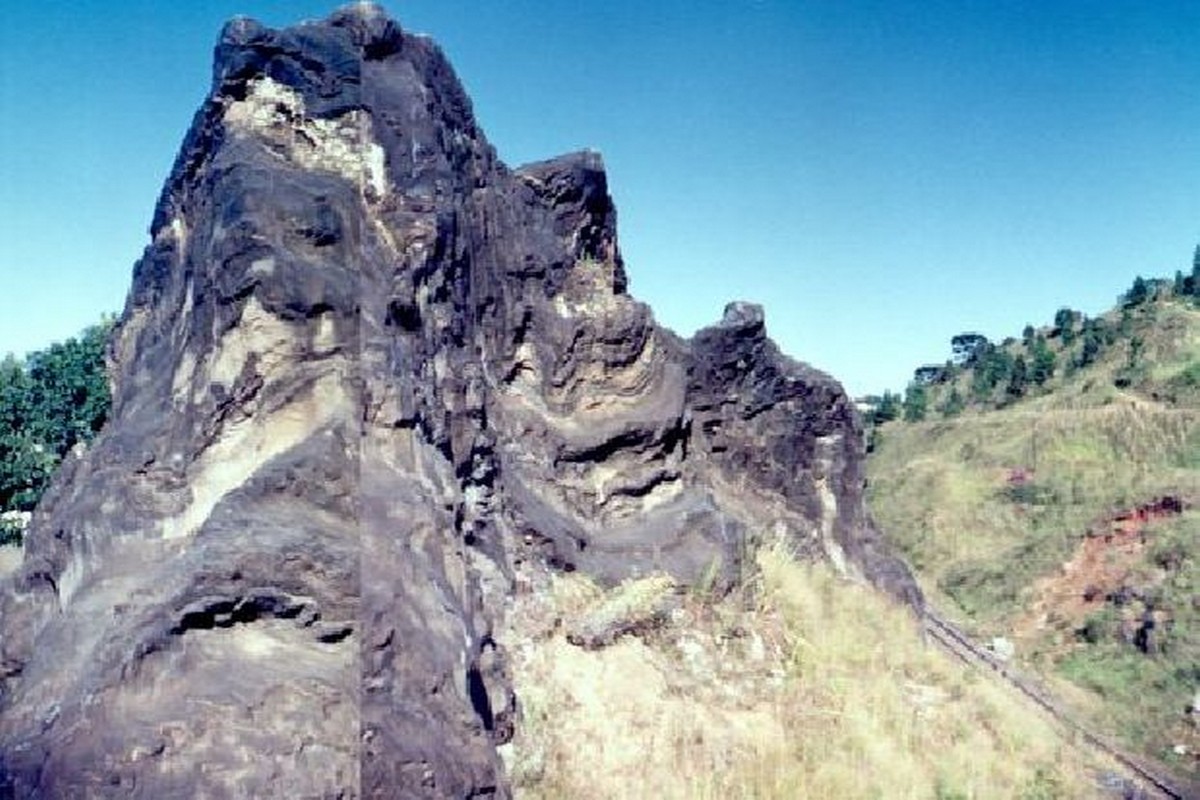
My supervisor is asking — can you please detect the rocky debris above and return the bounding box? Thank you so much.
[1121,604,1172,656]
[1108,495,1186,525]
[564,573,676,649]
[1094,770,1154,799]
[0,4,918,797]
[989,636,1015,661]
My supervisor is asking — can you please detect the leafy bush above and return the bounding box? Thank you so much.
[1122,275,1150,308]
[0,510,30,547]
[938,560,1021,619]
[873,390,902,423]
[1074,608,1117,645]
[903,382,928,421]
[1002,481,1059,506]
[1150,524,1193,572]
[1166,360,1200,391]
[0,320,111,534]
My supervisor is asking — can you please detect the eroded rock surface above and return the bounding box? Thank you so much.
[0,5,918,797]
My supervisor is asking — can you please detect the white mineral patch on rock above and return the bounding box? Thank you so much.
[223,76,389,199]
[163,370,352,541]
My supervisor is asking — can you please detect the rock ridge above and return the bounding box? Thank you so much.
[0,5,918,797]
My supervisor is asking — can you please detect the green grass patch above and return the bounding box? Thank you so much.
[1057,644,1195,764]
[937,528,1075,623]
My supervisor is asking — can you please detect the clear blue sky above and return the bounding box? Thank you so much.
[2,1,1199,396]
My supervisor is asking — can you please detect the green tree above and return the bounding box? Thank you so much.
[1118,307,1134,336]
[902,382,927,422]
[912,365,945,385]
[1123,275,1149,308]
[1128,336,1144,369]
[1007,355,1028,399]
[0,321,111,513]
[1114,335,1146,389]
[970,348,1013,402]
[1190,244,1200,300]
[1030,337,1056,386]
[1054,307,1077,346]
[873,391,901,424]
[939,387,965,417]
[951,333,990,366]
[0,434,59,511]
[1076,327,1103,369]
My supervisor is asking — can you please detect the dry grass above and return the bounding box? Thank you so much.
[503,545,1111,799]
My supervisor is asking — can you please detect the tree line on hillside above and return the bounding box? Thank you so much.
[0,320,112,544]
[868,247,1200,426]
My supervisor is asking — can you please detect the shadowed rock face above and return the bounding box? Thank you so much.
[0,5,918,797]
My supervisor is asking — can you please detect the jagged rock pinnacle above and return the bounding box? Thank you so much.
[0,6,918,798]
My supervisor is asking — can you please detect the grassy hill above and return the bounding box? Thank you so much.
[867,287,1200,782]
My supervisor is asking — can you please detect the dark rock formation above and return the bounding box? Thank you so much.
[0,4,918,797]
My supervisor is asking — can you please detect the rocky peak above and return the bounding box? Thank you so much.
[0,6,918,798]
[719,300,766,331]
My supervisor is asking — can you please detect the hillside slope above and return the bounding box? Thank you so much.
[868,292,1200,785]
[503,543,1134,799]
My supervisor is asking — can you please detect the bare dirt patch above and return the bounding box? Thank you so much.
[1012,496,1184,648]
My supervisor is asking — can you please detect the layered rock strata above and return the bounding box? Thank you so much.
[0,5,918,797]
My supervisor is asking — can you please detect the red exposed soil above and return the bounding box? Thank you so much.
[1011,496,1185,647]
